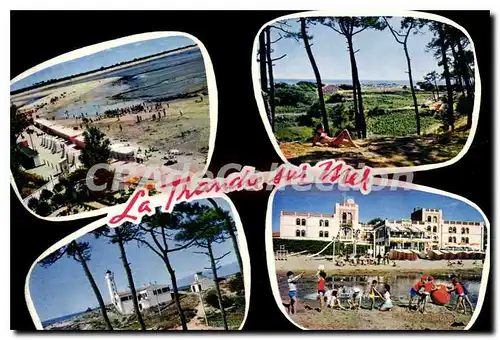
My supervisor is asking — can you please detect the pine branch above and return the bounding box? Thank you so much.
[271,54,287,62]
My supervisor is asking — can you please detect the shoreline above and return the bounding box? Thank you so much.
[11,45,199,96]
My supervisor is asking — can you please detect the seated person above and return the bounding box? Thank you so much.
[312,124,358,148]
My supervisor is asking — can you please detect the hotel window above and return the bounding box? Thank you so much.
[301,219,306,226]
[295,229,301,237]
[325,231,329,238]
[427,216,432,222]
[319,231,324,237]
[342,212,347,222]
[162,287,170,293]
[427,226,431,232]
[448,226,453,233]
[452,237,457,243]
[325,220,329,227]
[466,228,470,234]
[301,230,306,237]
[296,218,300,226]
[465,237,469,243]
[433,226,437,233]
[319,220,323,227]
[433,216,437,222]
[448,237,452,243]
[461,237,465,243]
[461,227,465,234]
[453,227,457,233]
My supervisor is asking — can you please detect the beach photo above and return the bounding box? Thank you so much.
[267,185,488,330]
[10,33,214,218]
[254,13,478,170]
[27,197,247,331]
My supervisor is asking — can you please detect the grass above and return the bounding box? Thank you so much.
[366,109,442,137]
[275,126,313,142]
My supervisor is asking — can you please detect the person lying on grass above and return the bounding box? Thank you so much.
[312,123,358,148]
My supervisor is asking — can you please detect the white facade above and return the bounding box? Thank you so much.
[105,270,172,315]
[279,199,362,242]
[374,208,485,254]
[279,202,485,253]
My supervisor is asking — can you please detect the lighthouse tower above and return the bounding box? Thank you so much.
[105,270,118,307]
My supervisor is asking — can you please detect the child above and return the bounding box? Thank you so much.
[369,280,379,310]
[317,271,327,312]
[347,287,363,310]
[312,123,357,148]
[327,284,348,310]
[287,271,304,314]
[408,276,427,311]
[448,277,474,314]
[420,276,438,313]
[378,284,393,311]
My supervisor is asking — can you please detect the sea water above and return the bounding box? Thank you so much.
[278,273,481,306]
[53,48,207,118]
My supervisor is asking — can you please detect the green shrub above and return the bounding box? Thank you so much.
[295,114,314,127]
[366,110,441,136]
[205,290,234,310]
[227,273,244,294]
[275,126,313,142]
[325,93,344,104]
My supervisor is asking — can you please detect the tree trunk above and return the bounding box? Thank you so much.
[116,232,146,330]
[434,79,439,99]
[259,31,272,126]
[207,241,229,330]
[207,198,243,278]
[347,37,366,138]
[265,27,276,132]
[300,18,330,135]
[456,39,474,129]
[404,44,421,135]
[162,252,188,330]
[451,45,466,96]
[438,24,455,131]
[73,241,113,330]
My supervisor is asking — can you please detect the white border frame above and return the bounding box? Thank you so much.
[264,180,490,331]
[10,31,218,222]
[251,10,482,176]
[25,193,251,331]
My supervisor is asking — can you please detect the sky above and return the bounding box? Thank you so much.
[11,35,195,92]
[269,17,445,83]
[29,198,239,322]
[272,185,484,232]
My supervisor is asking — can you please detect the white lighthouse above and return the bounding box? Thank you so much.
[105,270,118,306]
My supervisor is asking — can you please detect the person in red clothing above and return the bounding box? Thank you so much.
[420,276,438,313]
[317,271,327,312]
[448,277,474,314]
[312,123,358,148]
[408,276,427,311]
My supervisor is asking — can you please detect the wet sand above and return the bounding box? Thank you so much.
[58,96,210,172]
[286,304,472,330]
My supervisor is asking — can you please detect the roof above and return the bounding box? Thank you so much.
[272,232,280,237]
[322,84,339,95]
[117,283,171,296]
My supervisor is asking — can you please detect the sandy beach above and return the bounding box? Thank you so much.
[275,256,484,276]
[286,304,472,330]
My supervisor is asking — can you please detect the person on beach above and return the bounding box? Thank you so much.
[287,271,304,315]
[312,123,358,148]
[447,277,474,314]
[376,252,382,265]
[378,284,393,311]
[317,271,327,312]
[347,287,363,310]
[408,276,427,311]
[327,284,348,310]
[369,280,380,310]
[420,276,438,313]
